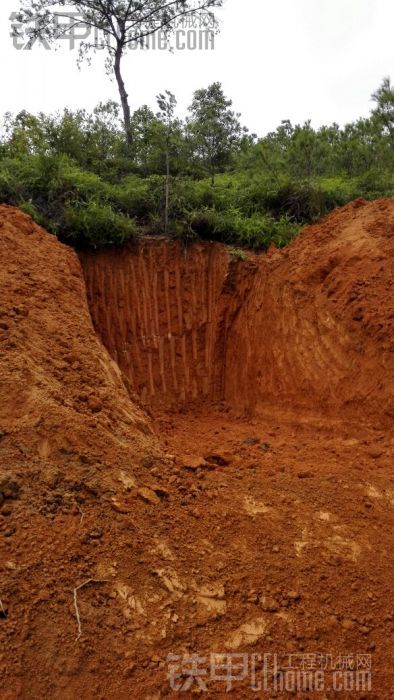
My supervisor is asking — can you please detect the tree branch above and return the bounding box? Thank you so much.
[123,4,219,46]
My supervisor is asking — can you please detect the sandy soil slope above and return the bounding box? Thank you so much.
[0,201,393,699]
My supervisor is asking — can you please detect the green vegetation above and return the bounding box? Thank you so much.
[0,79,392,250]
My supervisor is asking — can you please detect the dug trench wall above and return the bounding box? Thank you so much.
[81,198,394,427]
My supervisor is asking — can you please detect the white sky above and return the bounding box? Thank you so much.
[0,0,393,136]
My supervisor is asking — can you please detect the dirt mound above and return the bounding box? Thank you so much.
[0,204,156,476]
[81,197,394,428]
[0,204,163,695]
[1,202,394,699]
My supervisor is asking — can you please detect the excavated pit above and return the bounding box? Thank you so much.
[81,197,394,427]
[1,199,394,699]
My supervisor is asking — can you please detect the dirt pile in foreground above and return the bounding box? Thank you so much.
[0,202,393,699]
[0,204,157,486]
[82,198,394,427]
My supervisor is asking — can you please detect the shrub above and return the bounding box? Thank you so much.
[0,148,391,250]
[114,175,155,219]
[62,200,137,248]
[18,200,54,231]
[356,169,394,198]
[186,207,299,249]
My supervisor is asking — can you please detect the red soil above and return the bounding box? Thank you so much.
[0,200,393,699]
[81,198,393,426]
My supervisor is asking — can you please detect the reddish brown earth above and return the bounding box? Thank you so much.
[81,198,393,426]
[0,200,393,699]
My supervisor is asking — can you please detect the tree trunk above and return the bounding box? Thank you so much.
[165,146,170,234]
[114,49,132,147]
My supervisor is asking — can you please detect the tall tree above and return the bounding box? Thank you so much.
[13,0,223,147]
[157,90,177,233]
[188,82,244,184]
[371,77,394,141]
[130,105,160,175]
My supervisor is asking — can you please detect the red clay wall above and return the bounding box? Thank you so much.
[81,199,394,426]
